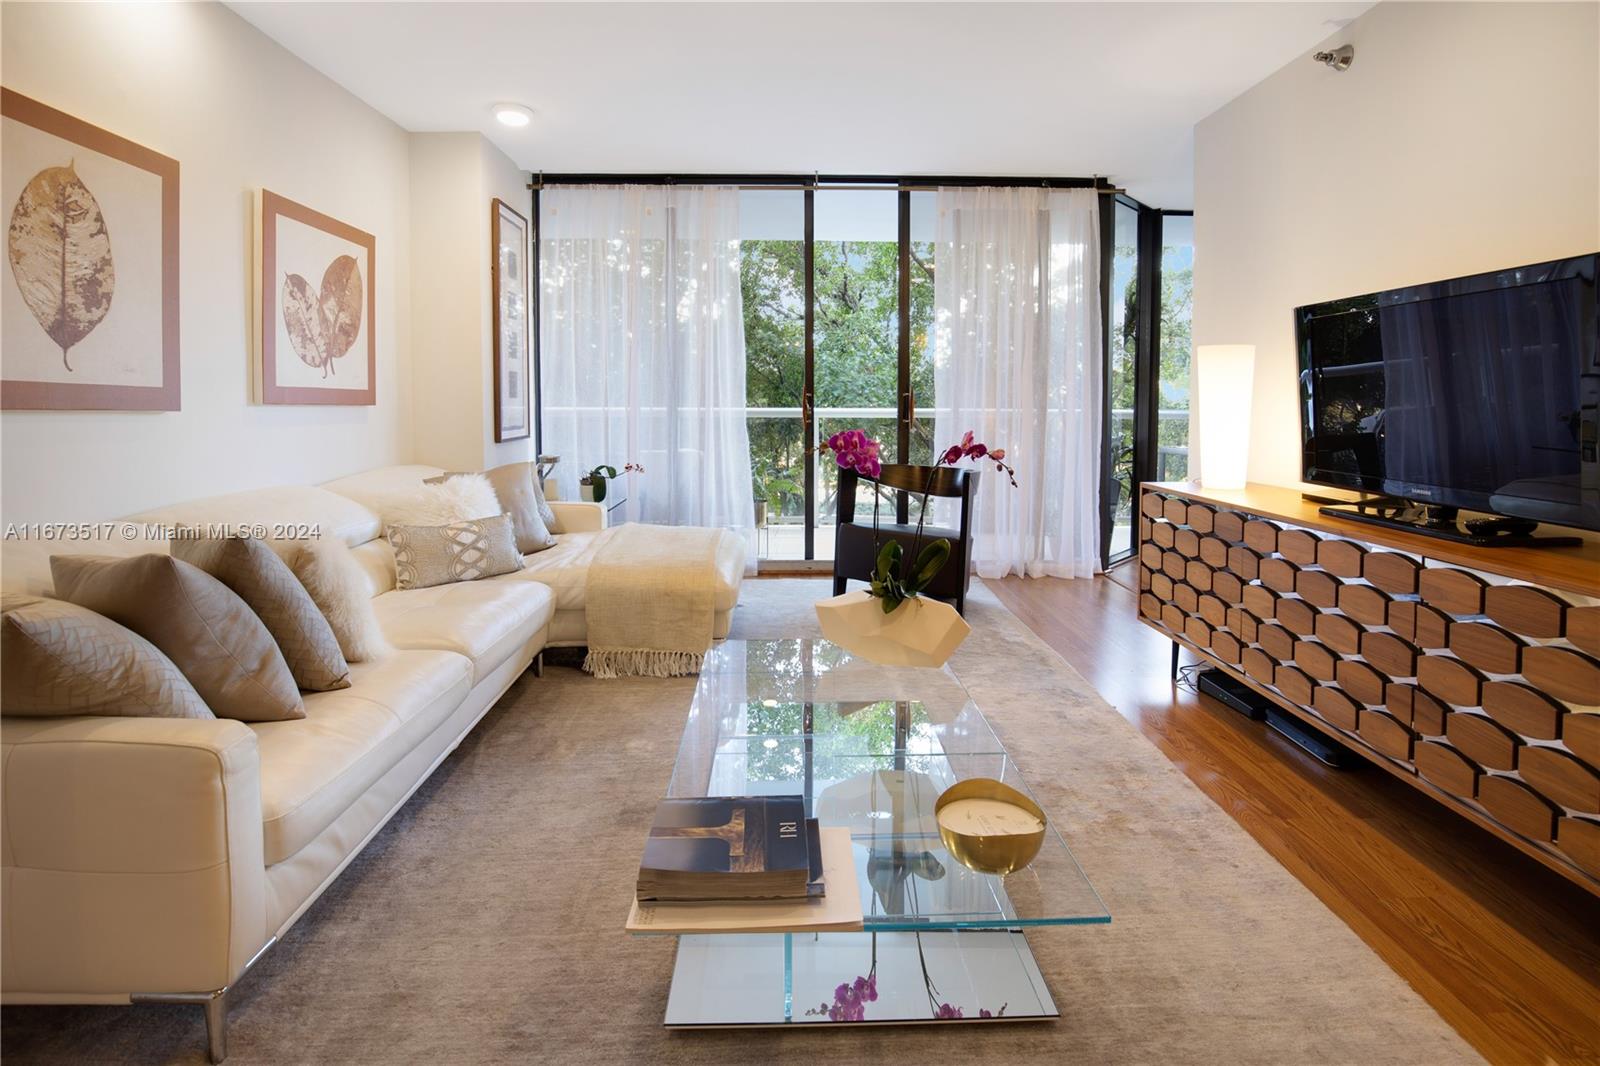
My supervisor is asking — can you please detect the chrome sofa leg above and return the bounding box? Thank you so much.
[130,937,270,1063]
[204,991,228,1063]
[533,651,544,678]
[132,988,229,1063]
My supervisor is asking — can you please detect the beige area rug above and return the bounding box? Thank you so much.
[0,580,1479,1065]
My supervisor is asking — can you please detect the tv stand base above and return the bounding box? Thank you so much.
[1317,501,1583,548]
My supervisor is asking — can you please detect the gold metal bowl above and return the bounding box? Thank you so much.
[933,778,1047,875]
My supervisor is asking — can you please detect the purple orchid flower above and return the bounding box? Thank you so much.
[822,429,883,479]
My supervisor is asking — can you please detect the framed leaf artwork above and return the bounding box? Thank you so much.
[2,88,180,410]
[492,197,531,442]
[254,189,375,405]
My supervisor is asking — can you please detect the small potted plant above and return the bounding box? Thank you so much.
[579,461,642,503]
[752,463,802,528]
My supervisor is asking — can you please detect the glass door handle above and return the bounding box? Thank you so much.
[901,389,915,425]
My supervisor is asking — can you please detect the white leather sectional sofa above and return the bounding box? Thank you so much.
[0,464,745,1061]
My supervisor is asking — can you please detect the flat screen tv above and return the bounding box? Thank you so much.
[1296,253,1599,535]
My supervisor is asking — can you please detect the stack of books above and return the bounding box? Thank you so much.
[635,795,821,902]
[627,795,865,934]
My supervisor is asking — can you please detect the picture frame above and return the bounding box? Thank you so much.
[1,88,180,411]
[255,189,376,406]
[492,197,531,442]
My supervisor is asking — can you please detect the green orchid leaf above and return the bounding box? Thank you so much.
[910,538,951,592]
[875,539,902,577]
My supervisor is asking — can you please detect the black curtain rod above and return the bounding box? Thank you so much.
[526,173,1124,195]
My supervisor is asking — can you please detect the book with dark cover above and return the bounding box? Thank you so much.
[804,817,825,898]
[637,796,816,902]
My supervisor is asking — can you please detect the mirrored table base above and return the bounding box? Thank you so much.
[664,930,1058,1027]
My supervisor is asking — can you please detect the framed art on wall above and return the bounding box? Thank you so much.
[2,88,180,410]
[492,197,531,442]
[255,189,375,405]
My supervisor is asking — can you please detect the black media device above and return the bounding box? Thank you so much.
[1197,669,1349,768]
[1295,253,1599,545]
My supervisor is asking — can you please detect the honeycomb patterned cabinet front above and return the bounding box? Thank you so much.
[1135,488,1600,891]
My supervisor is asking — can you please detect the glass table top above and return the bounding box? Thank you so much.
[667,639,1109,930]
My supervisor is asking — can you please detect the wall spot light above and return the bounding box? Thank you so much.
[1312,44,1354,71]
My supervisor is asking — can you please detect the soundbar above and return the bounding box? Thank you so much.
[1197,669,1350,768]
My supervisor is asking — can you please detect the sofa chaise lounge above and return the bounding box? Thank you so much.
[0,463,745,1061]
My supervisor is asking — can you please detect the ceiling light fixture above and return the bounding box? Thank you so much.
[493,103,534,128]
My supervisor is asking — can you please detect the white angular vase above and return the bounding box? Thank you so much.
[814,590,971,668]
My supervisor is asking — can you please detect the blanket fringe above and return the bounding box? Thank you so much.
[583,648,704,680]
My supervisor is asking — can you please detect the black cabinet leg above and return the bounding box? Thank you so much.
[1170,640,1179,680]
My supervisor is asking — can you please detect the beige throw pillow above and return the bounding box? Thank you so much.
[483,463,556,554]
[530,468,560,533]
[287,538,392,663]
[387,514,524,590]
[49,554,304,722]
[1,594,214,719]
[172,536,351,692]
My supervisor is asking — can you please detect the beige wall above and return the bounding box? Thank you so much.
[1193,1,1600,490]
[481,138,538,471]
[1,2,415,524]
[408,134,535,473]
[408,134,486,474]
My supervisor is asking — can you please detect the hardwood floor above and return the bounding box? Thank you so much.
[984,570,1600,1066]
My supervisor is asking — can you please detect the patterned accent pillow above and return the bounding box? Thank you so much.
[50,554,305,722]
[387,514,524,591]
[172,536,351,692]
[1,594,214,719]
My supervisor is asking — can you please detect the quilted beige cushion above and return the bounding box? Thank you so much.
[50,554,305,722]
[172,537,351,692]
[483,462,556,554]
[0,594,213,719]
[387,514,524,590]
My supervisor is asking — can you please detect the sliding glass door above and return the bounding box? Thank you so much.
[1155,213,1194,483]
[1106,199,1141,561]
[810,188,901,562]
[1101,202,1195,569]
[739,189,808,561]
[739,186,920,565]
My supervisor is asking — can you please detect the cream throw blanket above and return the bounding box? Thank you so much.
[582,524,719,679]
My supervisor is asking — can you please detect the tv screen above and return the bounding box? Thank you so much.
[1296,254,1599,532]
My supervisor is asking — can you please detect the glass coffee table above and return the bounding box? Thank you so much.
[646,639,1109,1026]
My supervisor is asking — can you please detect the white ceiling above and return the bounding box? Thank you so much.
[230,1,1372,208]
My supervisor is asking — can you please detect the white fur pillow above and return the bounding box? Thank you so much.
[379,474,501,529]
[288,539,392,663]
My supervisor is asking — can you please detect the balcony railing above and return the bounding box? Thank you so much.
[1110,407,1190,482]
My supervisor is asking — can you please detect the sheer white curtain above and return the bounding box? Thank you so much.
[931,187,1102,578]
[539,185,756,571]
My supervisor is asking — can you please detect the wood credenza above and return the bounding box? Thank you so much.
[1135,481,1600,892]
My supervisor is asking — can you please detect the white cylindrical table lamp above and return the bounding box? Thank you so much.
[1196,344,1256,489]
